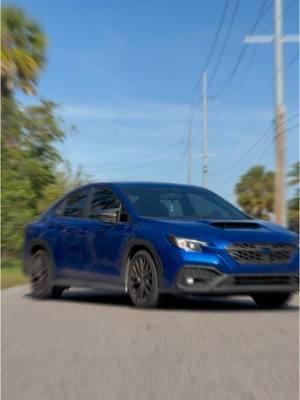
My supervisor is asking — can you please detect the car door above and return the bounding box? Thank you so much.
[49,187,91,280]
[81,186,131,285]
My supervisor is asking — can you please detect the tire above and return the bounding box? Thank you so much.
[251,293,292,309]
[30,249,65,299]
[127,250,160,308]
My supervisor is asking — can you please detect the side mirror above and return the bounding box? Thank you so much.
[95,208,119,223]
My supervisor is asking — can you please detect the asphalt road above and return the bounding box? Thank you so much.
[2,285,299,400]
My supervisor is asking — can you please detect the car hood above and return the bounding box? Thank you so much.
[142,218,298,245]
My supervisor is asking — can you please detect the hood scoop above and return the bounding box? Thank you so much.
[209,221,261,230]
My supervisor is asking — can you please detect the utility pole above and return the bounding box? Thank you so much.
[274,0,285,226]
[202,71,208,188]
[187,127,192,184]
[244,0,299,226]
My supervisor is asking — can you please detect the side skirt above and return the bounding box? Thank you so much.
[53,278,126,294]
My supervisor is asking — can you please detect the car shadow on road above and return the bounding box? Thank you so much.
[24,290,299,313]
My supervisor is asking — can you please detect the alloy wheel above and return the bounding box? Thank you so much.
[30,250,53,298]
[128,251,159,307]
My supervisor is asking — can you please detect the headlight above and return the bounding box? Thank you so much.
[168,236,209,252]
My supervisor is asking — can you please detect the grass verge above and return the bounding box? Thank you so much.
[1,259,28,290]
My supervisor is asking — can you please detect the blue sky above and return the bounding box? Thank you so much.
[6,0,299,203]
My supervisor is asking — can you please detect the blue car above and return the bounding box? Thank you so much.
[23,182,299,308]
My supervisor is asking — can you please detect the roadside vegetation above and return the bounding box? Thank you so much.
[235,163,299,231]
[1,6,90,286]
[1,260,27,290]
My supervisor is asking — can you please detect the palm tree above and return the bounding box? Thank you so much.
[1,6,47,97]
[288,162,300,187]
[235,165,274,220]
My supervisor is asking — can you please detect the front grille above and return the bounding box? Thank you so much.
[227,243,296,265]
[233,275,295,286]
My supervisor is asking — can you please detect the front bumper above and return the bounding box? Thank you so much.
[174,266,299,295]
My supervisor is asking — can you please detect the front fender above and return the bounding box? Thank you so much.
[121,238,166,290]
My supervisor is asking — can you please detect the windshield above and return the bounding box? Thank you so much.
[121,184,248,220]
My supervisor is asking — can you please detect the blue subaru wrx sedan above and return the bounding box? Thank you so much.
[23,182,299,308]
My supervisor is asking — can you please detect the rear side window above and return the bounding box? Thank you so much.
[89,188,121,220]
[63,189,89,218]
[53,200,65,216]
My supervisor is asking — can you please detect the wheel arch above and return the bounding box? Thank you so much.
[121,239,164,291]
[24,239,55,275]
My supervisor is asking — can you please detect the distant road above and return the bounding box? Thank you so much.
[2,285,299,400]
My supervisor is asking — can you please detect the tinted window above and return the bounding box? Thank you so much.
[53,200,65,216]
[89,188,121,220]
[121,184,248,220]
[63,189,89,218]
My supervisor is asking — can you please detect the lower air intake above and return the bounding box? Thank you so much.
[233,275,295,286]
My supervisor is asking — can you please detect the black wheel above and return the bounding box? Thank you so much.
[127,250,160,308]
[30,249,64,299]
[252,293,292,309]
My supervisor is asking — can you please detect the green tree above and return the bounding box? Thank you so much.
[287,162,299,233]
[288,162,299,187]
[0,6,70,261]
[235,166,274,220]
[20,100,66,205]
[1,98,36,259]
[1,6,46,97]
[1,98,67,258]
[1,6,86,265]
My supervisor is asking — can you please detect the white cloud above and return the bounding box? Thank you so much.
[62,100,190,122]
[62,99,272,126]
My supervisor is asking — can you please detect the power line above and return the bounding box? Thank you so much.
[221,121,299,186]
[209,124,273,175]
[86,152,185,174]
[208,0,241,87]
[209,0,297,143]
[243,0,299,225]
[185,0,296,186]
[220,136,274,186]
[200,1,241,186]
[210,51,299,146]
[260,0,298,33]
[189,0,233,99]
[212,0,272,98]
[83,139,185,172]
[202,0,231,73]
[209,113,299,176]
[209,45,259,143]
[185,0,272,184]
[183,0,235,166]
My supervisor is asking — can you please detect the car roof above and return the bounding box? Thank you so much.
[77,181,207,190]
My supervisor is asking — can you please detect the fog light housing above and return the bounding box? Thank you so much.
[177,266,222,288]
